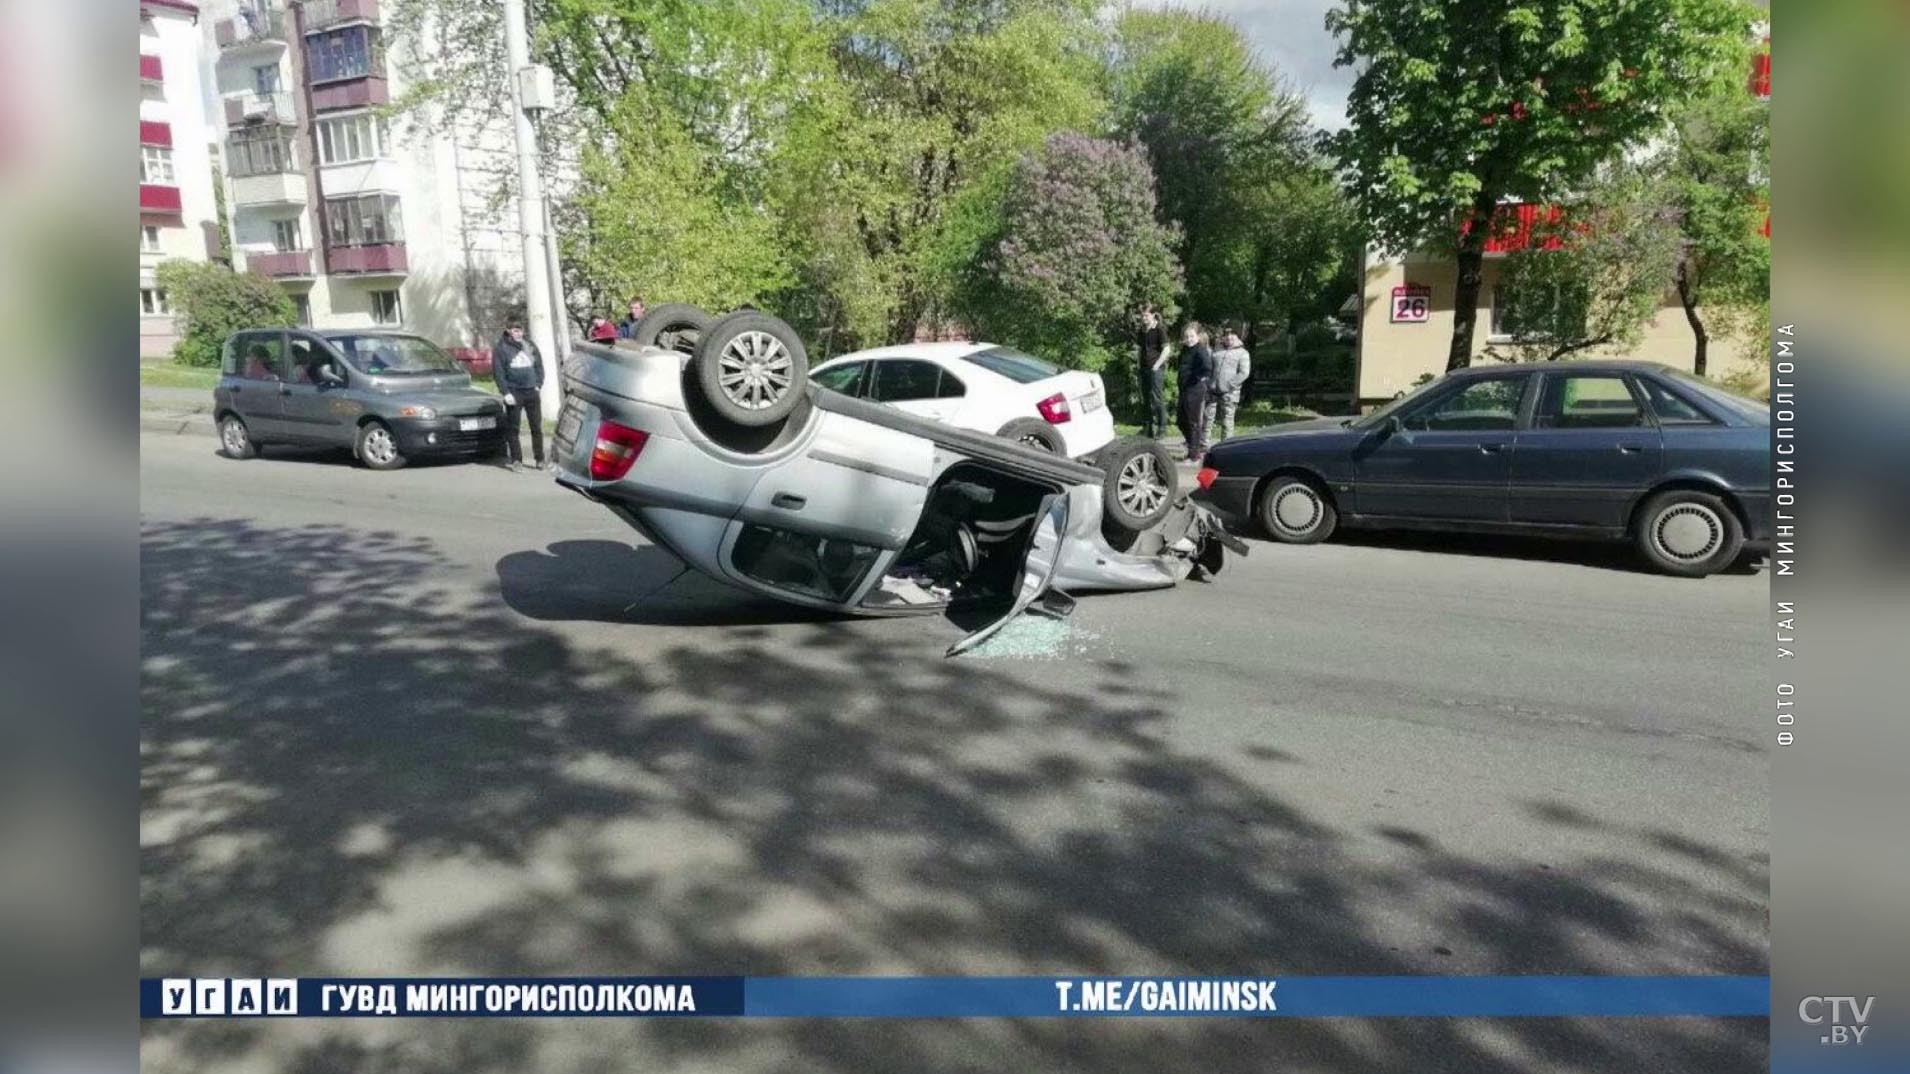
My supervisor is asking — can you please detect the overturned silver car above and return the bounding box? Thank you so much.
[551,306,1244,655]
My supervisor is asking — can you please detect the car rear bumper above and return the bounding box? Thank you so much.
[1202,474,1259,519]
[1058,406,1116,458]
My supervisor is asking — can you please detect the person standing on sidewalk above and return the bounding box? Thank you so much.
[1206,326,1252,445]
[1175,322,1214,461]
[1136,306,1168,438]
[616,296,647,340]
[492,321,546,471]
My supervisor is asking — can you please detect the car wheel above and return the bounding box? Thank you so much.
[629,303,714,354]
[1100,436,1177,532]
[1633,489,1743,577]
[996,417,1065,453]
[218,414,258,460]
[355,420,407,471]
[693,310,809,427]
[1256,475,1337,544]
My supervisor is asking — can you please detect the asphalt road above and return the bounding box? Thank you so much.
[140,432,1770,1073]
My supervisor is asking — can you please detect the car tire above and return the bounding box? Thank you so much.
[218,414,258,460]
[693,310,809,428]
[355,419,407,471]
[1632,489,1743,577]
[1100,436,1177,532]
[629,303,714,354]
[1256,475,1337,544]
[996,417,1065,453]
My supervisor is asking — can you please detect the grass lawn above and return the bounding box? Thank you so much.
[139,362,221,390]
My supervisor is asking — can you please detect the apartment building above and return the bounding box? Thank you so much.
[1353,40,1772,404]
[140,0,224,358]
[207,0,528,350]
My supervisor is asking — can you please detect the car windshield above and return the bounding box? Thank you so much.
[961,346,1059,384]
[329,335,459,375]
[1353,375,1447,429]
[1664,368,1770,424]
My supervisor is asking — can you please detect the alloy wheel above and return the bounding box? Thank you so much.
[716,331,793,412]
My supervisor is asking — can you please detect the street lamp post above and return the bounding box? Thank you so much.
[501,0,562,424]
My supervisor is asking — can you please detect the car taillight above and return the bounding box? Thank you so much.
[589,420,649,480]
[1037,392,1071,424]
[1196,467,1219,490]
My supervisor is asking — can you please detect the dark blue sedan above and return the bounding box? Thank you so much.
[1198,361,1770,576]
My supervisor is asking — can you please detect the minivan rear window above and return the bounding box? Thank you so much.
[960,346,1059,384]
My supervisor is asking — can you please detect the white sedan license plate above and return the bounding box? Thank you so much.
[1080,390,1104,412]
[459,416,496,432]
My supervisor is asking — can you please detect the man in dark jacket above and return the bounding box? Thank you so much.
[492,321,546,470]
[615,296,647,340]
[1175,323,1214,460]
[1137,306,1167,438]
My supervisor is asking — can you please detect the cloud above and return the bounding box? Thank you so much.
[1132,0,1354,131]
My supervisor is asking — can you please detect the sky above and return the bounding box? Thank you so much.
[1136,0,1355,131]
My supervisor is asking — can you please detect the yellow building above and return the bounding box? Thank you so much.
[1353,246,1764,406]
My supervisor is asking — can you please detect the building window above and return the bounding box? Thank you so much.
[324,193,404,247]
[252,63,281,95]
[305,25,384,84]
[141,225,162,254]
[227,127,297,177]
[370,289,403,325]
[316,113,392,166]
[292,292,312,326]
[140,287,171,316]
[272,218,303,252]
[140,145,175,184]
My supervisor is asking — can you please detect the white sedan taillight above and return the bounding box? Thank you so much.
[1037,392,1072,424]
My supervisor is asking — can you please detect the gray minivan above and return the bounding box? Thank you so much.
[214,329,506,470]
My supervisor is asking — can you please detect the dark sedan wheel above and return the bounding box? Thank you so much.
[355,420,407,471]
[218,414,258,460]
[1256,475,1337,544]
[1633,489,1743,577]
[694,311,809,427]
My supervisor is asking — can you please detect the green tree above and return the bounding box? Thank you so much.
[154,260,295,368]
[1485,166,1683,362]
[1326,0,1755,371]
[1108,7,1318,327]
[1652,79,1770,375]
[958,133,1181,370]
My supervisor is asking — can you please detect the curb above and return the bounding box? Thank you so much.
[142,411,214,437]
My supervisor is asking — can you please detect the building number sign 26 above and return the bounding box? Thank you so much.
[1391,284,1432,324]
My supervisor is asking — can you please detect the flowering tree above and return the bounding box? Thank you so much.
[961,133,1181,372]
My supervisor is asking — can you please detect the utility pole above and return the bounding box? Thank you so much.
[502,0,561,423]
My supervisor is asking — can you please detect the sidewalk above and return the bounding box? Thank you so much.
[141,386,216,438]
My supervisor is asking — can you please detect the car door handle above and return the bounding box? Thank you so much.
[1478,443,1506,454]
[771,492,806,510]
[1617,443,1645,454]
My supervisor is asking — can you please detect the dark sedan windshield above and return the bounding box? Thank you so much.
[330,335,460,375]
[1353,376,1445,429]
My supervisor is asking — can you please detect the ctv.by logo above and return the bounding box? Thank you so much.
[1799,996,1874,1046]
[160,978,298,1016]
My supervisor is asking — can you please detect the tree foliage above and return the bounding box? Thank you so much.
[1485,166,1682,362]
[154,260,295,368]
[1326,0,1757,370]
[959,133,1181,370]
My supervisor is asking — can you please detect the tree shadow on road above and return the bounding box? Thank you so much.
[141,518,1766,1073]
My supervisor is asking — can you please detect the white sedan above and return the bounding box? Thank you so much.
[808,342,1116,459]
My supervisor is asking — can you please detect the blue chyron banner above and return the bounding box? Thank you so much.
[142,975,1770,1019]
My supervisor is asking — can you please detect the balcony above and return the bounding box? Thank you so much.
[303,0,379,32]
[140,54,163,84]
[327,243,408,275]
[224,90,297,127]
[232,171,307,207]
[140,184,183,214]
[310,76,388,112]
[248,249,314,278]
[215,8,289,51]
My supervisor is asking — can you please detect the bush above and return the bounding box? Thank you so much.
[154,259,296,368]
